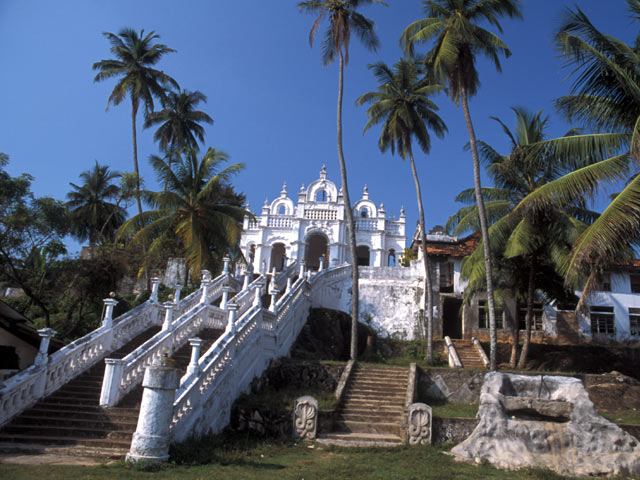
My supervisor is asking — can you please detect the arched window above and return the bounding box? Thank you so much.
[277,205,286,215]
[315,189,327,202]
[388,249,396,267]
[249,244,256,261]
[360,208,369,218]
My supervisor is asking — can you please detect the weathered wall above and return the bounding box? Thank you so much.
[0,329,37,370]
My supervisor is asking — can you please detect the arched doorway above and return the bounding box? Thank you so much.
[305,233,329,270]
[388,249,396,266]
[356,245,370,266]
[270,243,286,272]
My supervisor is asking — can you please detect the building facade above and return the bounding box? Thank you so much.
[240,166,407,273]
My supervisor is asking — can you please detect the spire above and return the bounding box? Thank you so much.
[280,182,287,197]
[320,164,327,180]
[362,185,369,200]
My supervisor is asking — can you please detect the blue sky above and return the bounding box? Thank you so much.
[0,1,635,254]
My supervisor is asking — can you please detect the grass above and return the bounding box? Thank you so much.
[0,438,600,479]
[600,408,640,425]
[432,402,479,418]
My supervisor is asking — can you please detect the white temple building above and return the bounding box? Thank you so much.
[240,165,407,273]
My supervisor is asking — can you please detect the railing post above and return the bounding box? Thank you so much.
[299,259,306,278]
[269,288,280,314]
[150,277,160,303]
[102,298,118,329]
[226,301,238,334]
[126,359,180,464]
[253,280,263,307]
[319,255,325,272]
[200,278,211,304]
[161,302,175,332]
[243,265,252,290]
[174,283,182,309]
[220,284,230,310]
[34,328,56,367]
[223,255,231,276]
[201,270,212,283]
[286,277,292,294]
[100,358,126,407]
[186,337,203,378]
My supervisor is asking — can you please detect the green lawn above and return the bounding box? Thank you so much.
[0,442,598,480]
[601,408,640,425]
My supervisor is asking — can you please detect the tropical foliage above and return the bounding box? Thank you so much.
[93,28,178,214]
[357,58,447,362]
[516,0,640,288]
[447,107,591,367]
[117,148,246,278]
[299,0,386,360]
[66,161,126,246]
[401,0,523,370]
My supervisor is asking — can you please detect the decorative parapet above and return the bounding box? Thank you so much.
[471,337,490,368]
[444,336,463,368]
[293,396,318,441]
[407,402,432,445]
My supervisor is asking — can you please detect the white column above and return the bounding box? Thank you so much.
[126,362,180,463]
[161,302,175,332]
[223,256,231,275]
[200,279,211,304]
[186,337,203,377]
[220,285,230,310]
[102,298,118,329]
[299,260,306,278]
[173,284,182,309]
[269,288,280,314]
[286,277,292,294]
[226,301,238,334]
[100,358,126,407]
[34,328,56,367]
[150,277,160,303]
[253,281,263,307]
[318,255,325,272]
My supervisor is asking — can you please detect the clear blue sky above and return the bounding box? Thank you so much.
[0,1,635,254]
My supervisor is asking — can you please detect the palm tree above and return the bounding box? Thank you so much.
[401,0,523,370]
[516,1,640,288]
[93,28,178,215]
[144,88,213,190]
[66,161,126,246]
[117,148,246,278]
[447,107,593,367]
[298,0,386,361]
[356,59,447,362]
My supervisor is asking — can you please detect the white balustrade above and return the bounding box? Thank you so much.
[267,216,294,229]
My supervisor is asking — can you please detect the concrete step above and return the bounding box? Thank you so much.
[335,419,402,436]
[13,415,138,430]
[25,406,140,422]
[0,433,132,450]
[340,412,404,423]
[316,432,403,447]
[2,424,134,442]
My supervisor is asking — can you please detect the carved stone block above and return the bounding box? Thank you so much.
[293,395,318,441]
[408,402,432,445]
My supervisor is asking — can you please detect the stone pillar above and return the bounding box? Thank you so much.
[253,281,263,308]
[200,279,211,304]
[226,301,238,334]
[269,288,280,314]
[34,328,56,367]
[100,358,126,407]
[173,284,182,309]
[201,270,212,283]
[186,337,203,377]
[150,277,160,303]
[223,256,231,275]
[299,260,306,278]
[102,298,118,329]
[126,360,180,463]
[220,285,230,310]
[161,302,175,332]
[293,396,318,441]
[407,403,432,445]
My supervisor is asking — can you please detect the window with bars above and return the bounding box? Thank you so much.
[439,261,454,293]
[478,300,503,329]
[629,308,640,336]
[630,275,640,294]
[518,303,544,331]
[598,273,611,292]
[590,306,615,335]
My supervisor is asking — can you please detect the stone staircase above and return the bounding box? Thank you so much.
[452,340,487,369]
[0,327,222,457]
[318,364,408,447]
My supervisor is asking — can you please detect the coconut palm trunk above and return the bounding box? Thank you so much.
[518,260,536,368]
[460,86,498,371]
[337,49,360,361]
[408,147,434,362]
[131,96,143,215]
